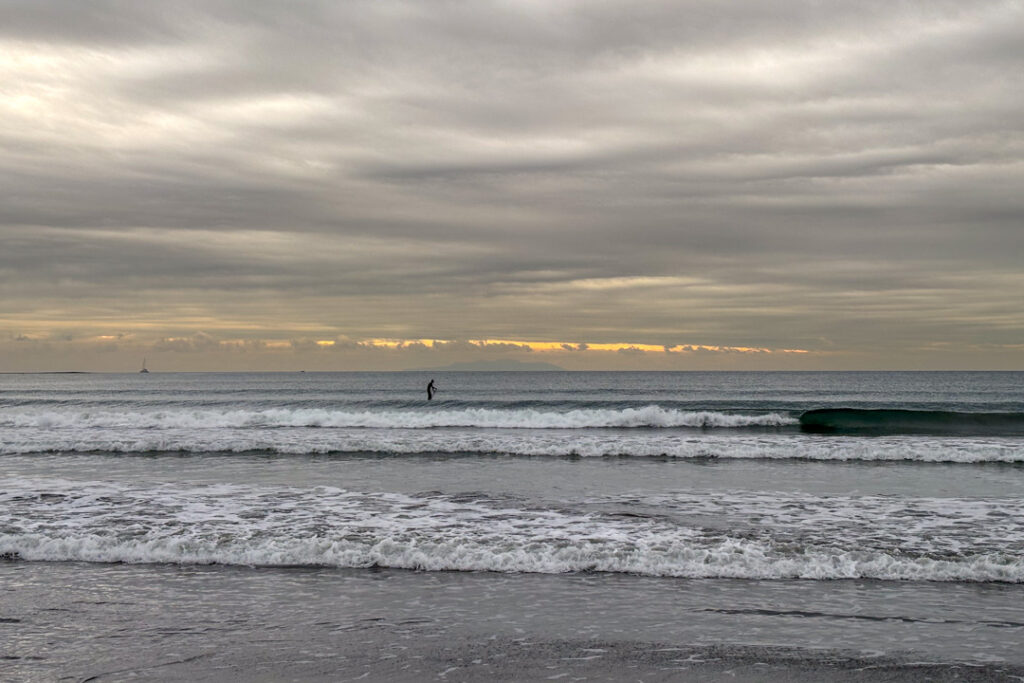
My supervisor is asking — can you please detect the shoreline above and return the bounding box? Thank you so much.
[48,638,1024,682]
[4,562,1024,681]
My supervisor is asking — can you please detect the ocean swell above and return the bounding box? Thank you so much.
[801,408,1024,436]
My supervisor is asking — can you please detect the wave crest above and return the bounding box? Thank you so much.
[2,406,797,430]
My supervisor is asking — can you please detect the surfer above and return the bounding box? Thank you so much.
[427,379,437,401]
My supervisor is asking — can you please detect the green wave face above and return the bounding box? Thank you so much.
[799,409,1024,436]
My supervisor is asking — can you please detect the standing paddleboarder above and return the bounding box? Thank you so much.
[427,379,437,401]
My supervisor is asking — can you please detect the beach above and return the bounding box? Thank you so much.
[6,562,1024,682]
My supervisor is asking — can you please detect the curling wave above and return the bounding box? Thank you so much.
[800,409,1024,435]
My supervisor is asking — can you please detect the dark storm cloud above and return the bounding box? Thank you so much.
[1,0,1022,368]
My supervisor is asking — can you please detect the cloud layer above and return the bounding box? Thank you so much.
[1,0,1022,370]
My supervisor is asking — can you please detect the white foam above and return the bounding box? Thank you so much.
[3,478,1023,582]
[0,406,796,430]
[2,426,1022,462]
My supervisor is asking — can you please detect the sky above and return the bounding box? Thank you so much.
[1,0,1022,372]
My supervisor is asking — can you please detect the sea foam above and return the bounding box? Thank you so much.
[0,406,796,430]
[3,478,1023,582]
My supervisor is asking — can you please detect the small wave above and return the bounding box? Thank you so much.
[2,428,1023,462]
[1,406,797,430]
[800,409,1024,436]
[7,533,1022,582]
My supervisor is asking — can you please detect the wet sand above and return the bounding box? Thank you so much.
[3,561,1023,682]
[59,638,1024,682]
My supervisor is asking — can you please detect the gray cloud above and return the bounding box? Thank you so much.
[1,0,1022,370]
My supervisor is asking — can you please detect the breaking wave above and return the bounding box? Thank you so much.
[3,479,1023,583]
[1,406,796,430]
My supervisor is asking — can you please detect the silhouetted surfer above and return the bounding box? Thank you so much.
[427,379,437,401]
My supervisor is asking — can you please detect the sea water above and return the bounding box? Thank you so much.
[2,371,1024,680]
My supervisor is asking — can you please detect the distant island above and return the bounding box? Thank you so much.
[410,359,565,372]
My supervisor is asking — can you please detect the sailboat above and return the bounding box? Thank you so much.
[139,358,150,374]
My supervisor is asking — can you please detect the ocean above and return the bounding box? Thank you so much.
[2,371,1024,681]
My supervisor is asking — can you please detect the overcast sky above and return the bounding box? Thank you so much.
[2,0,1022,371]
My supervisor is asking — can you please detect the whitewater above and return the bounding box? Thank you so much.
[4,370,1024,679]
[4,477,1024,582]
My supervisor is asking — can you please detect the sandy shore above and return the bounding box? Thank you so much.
[46,637,1024,682]
[4,561,1024,682]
